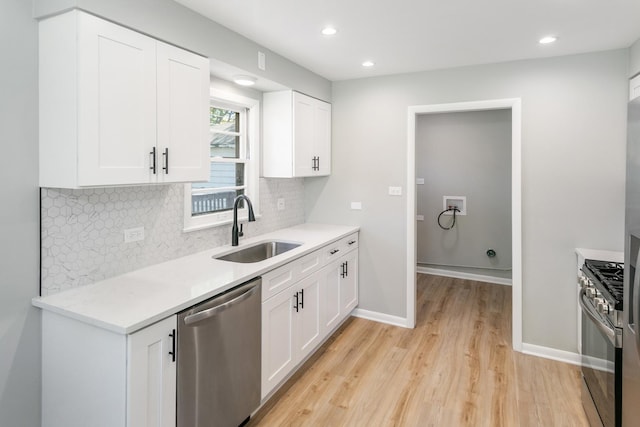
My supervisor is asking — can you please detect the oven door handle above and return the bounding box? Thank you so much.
[579,289,622,348]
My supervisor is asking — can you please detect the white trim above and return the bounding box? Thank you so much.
[521,343,581,366]
[351,309,412,328]
[183,90,260,232]
[407,98,523,351]
[417,266,512,286]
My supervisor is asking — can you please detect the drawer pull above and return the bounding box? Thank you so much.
[329,249,340,255]
[348,240,356,245]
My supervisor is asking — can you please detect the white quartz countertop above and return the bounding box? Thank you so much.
[575,248,624,263]
[33,223,359,334]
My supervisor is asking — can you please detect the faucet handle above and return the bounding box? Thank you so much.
[238,223,244,237]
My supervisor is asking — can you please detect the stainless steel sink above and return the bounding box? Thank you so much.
[214,241,302,263]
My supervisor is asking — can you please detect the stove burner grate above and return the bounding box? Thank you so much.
[583,259,624,309]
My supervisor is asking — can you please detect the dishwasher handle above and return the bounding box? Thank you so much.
[183,283,259,326]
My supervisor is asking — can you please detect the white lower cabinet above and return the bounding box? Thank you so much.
[261,234,359,399]
[295,273,323,359]
[340,250,359,315]
[127,316,177,427]
[261,270,323,398]
[41,311,176,427]
[321,249,359,335]
[322,262,342,334]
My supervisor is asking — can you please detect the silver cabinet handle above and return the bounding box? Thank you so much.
[149,147,157,174]
[162,147,169,174]
[183,284,259,325]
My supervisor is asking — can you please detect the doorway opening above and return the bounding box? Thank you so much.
[406,99,522,351]
[416,109,512,285]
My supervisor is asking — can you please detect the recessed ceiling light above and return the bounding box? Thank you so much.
[321,26,337,36]
[362,61,375,67]
[233,75,257,86]
[539,36,557,45]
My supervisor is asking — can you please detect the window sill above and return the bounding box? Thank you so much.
[183,213,262,233]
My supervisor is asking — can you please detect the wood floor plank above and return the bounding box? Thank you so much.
[249,274,588,426]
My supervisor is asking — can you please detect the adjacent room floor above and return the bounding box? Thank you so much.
[250,274,588,426]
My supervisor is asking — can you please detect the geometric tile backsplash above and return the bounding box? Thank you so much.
[41,178,305,295]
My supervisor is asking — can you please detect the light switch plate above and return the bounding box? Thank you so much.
[416,178,425,185]
[124,226,144,243]
[416,214,424,221]
[388,186,402,196]
[277,198,285,210]
[351,202,362,210]
[258,51,266,70]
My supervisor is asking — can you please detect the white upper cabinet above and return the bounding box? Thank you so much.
[39,10,210,188]
[263,90,331,178]
[631,75,640,101]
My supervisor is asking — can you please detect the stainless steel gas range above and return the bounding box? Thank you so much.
[578,259,624,427]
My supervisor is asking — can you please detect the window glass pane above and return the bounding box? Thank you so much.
[210,133,240,158]
[192,189,244,216]
[210,108,239,133]
[193,163,245,190]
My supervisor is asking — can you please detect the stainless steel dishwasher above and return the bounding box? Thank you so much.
[177,277,261,427]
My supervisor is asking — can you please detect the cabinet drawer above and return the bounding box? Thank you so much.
[261,249,323,302]
[262,262,298,302]
[298,249,323,277]
[323,233,359,264]
[342,233,359,251]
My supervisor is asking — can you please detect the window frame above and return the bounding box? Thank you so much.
[183,90,260,232]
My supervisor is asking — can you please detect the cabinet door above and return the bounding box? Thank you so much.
[127,315,177,427]
[322,261,342,334]
[340,251,359,315]
[314,100,332,175]
[293,92,316,177]
[295,272,323,361]
[156,42,210,183]
[262,288,296,399]
[77,12,157,186]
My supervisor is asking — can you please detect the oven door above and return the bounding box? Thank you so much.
[579,289,621,427]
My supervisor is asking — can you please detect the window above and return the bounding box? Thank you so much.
[184,91,260,231]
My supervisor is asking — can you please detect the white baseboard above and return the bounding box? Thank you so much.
[417,266,512,286]
[351,308,411,328]
[521,342,581,366]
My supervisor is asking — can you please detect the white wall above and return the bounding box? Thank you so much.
[306,49,628,352]
[33,0,331,102]
[416,110,512,270]
[631,38,640,77]
[0,0,41,425]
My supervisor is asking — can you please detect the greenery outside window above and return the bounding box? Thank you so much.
[184,91,260,231]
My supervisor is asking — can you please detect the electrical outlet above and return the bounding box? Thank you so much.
[388,186,402,196]
[277,198,285,211]
[351,202,362,210]
[416,214,424,221]
[416,178,425,185]
[124,226,144,243]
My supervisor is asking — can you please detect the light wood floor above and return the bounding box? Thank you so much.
[249,274,588,426]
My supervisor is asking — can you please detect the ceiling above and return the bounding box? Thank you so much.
[175,0,640,82]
